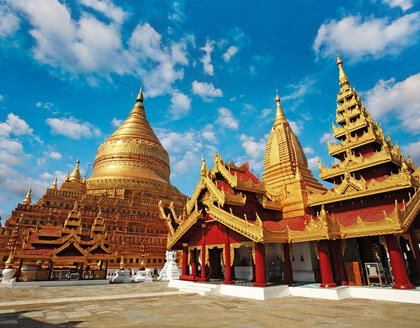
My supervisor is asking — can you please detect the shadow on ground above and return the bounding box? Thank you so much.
[0,310,82,327]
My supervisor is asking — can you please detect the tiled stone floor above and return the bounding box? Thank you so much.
[0,282,419,327]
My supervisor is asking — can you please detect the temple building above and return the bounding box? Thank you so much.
[1,88,186,273]
[159,56,420,289]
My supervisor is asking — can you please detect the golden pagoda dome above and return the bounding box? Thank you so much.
[86,86,171,194]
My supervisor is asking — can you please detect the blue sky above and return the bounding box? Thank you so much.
[1,0,420,220]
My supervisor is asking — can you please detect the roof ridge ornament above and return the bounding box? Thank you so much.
[336,53,349,86]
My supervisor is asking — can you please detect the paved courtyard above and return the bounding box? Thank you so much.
[0,282,419,327]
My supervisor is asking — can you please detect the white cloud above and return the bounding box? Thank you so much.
[320,132,334,143]
[313,13,420,60]
[49,151,62,160]
[223,45,239,62]
[79,0,128,24]
[282,78,316,101]
[111,118,123,128]
[0,4,20,38]
[0,94,3,101]
[36,101,54,110]
[168,0,186,23]
[217,107,239,130]
[364,73,420,133]
[5,113,33,135]
[199,40,215,75]
[192,81,223,102]
[402,140,420,166]
[46,117,101,139]
[201,124,217,143]
[289,121,302,135]
[308,156,321,171]
[379,0,413,11]
[304,146,315,154]
[156,126,218,175]
[4,1,190,94]
[259,108,272,119]
[240,134,266,159]
[40,172,53,180]
[170,90,191,119]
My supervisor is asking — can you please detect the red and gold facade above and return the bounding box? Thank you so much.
[160,57,420,289]
[1,88,186,271]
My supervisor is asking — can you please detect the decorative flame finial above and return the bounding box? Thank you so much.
[137,82,143,103]
[52,177,58,190]
[336,53,349,86]
[274,88,287,126]
[23,187,32,205]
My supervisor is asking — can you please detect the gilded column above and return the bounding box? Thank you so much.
[318,240,337,288]
[385,234,414,289]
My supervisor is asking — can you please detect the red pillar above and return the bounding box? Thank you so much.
[409,226,420,283]
[191,250,198,279]
[282,244,293,284]
[331,240,348,286]
[180,244,189,280]
[223,227,232,284]
[199,224,208,282]
[386,234,414,289]
[318,240,337,288]
[253,243,267,287]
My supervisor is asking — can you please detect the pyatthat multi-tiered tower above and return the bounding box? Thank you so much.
[316,55,416,197]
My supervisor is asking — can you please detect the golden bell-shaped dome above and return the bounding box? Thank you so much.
[87,87,171,193]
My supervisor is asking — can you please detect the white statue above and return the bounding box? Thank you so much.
[111,269,131,283]
[158,251,180,281]
[1,268,16,287]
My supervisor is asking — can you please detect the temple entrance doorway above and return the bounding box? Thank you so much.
[291,242,316,283]
[266,243,282,284]
[233,245,253,282]
[208,247,224,280]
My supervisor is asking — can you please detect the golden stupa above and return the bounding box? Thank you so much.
[87,87,174,197]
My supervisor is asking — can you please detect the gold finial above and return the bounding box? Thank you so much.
[274,89,287,126]
[136,82,143,103]
[69,158,82,183]
[336,53,349,86]
[23,187,32,205]
[52,177,58,190]
[65,171,70,182]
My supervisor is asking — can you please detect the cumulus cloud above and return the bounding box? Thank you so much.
[4,1,191,94]
[111,118,123,128]
[36,101,54,110]
[402,140,420,166]
[240,134,266,159]
[49,151,62,160]
[46,117,101,139]
[170,90,191,119]
[364,73,420,133]
[379,0,413,11]
[313,13,420,60]
[304,146,315,154]
[223,45,239,62]
[217,107,239,129]
[79,0,128,24]
[192,81,223,102]
[199,40,215,75]
[289,121,302,135]
[320,132,334,143]
[0,4,20,38]
[156,126,218,175]
[282,78,316,101]
[308,156,321,171]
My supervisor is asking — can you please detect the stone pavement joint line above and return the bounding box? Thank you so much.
[0,291,195,308]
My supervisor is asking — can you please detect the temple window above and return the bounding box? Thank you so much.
[117,258,120,263]
[147,259,151,263]
[129,258,133,263]
[136,259,139,263]
[153,259,156,263]
[158,259,162,263]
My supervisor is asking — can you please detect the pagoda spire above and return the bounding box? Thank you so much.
[337,54,349,86]
[23,187,32,205]
[137,82,143,103]
[69,158,82,182]
[274,90,287,126]
[51,177,58,190]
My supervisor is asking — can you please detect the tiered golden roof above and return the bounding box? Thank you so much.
[87,87,171,195]
[262,93,325,217]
